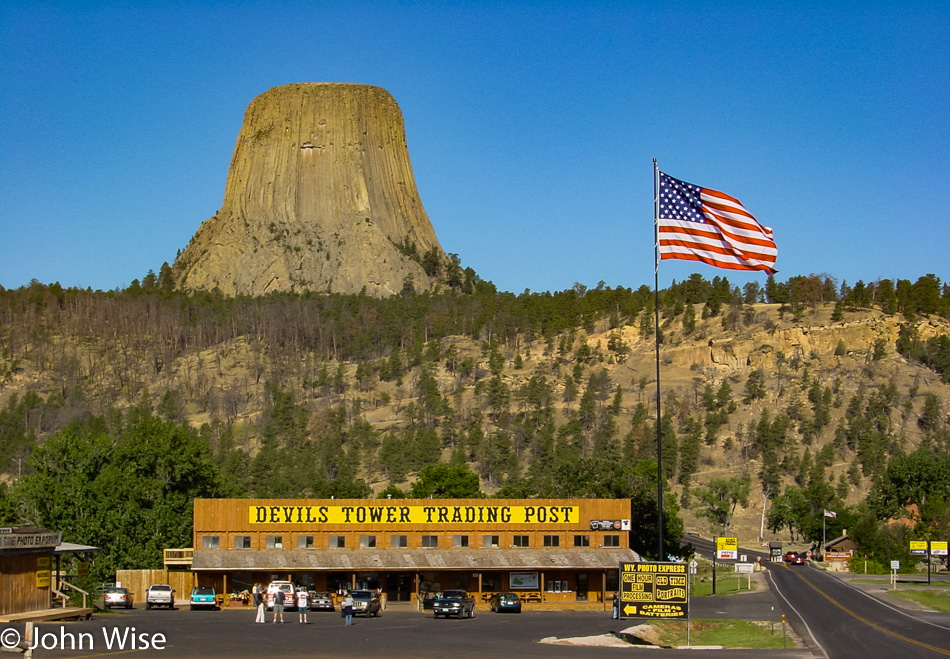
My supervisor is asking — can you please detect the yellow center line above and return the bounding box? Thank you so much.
[786,567,950,656]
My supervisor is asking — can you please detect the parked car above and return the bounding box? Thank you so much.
[432,590,475,618]
[266,581,297,611]
[488,592,522,613]
[347,590,381,617]
[785,551,805,565]
[145,584,175,609]
[103,587,133,609]
[309,591,335,611]
[190,586,217,610]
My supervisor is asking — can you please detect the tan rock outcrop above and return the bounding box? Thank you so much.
[174,83,446,297]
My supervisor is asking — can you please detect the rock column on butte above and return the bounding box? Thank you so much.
[174,83,446,297]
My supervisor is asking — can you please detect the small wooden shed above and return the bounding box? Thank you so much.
[0,528,61,616]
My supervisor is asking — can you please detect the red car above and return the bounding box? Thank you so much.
[785,551,805,565]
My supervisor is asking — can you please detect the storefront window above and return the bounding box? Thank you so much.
[452,535,469,548]
[543,535,560,547]
[481,572,501,591]
[513,535,529,547]
[329,535,345,548]
[297,535,314,548]
[202,535,220,549]
[482,535,499,548]
[265,535,283,549]
[233,535,251,549]
[604,534,620,547]
[573,534,590,547]
[421,535,438,548]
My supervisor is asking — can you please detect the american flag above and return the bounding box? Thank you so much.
[824,509,837,518]
[657,171,777,274]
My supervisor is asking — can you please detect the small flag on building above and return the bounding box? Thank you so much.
[657,171,777,274]
[824,509,837,519]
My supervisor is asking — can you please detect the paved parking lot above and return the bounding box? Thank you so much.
[7,598,809,658]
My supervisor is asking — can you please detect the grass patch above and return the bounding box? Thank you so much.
[690,573,758,596]
[889,590,950,613]
[852,578,950,588]
[639,618,796,649]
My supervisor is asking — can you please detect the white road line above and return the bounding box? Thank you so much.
[765,568,829,659]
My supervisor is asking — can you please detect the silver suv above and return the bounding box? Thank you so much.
[145,584,175,609]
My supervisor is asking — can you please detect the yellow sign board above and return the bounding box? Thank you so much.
[36,556,51,569]
[619,562,689,619]
[716,537,738,559]
[249,504,579,526]
[931,541,948,557]
[77,561,90,577]
[910,540,928,555]
[36,570,51,589]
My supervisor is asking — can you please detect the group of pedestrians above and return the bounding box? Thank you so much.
[251,583,310,624]
[251,583,355,626]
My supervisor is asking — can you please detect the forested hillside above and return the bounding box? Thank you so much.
[1,272,949,579]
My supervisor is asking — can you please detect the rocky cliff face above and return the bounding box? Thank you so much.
[174,83,446,297]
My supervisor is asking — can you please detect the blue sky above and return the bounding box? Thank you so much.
[1,1,948,295]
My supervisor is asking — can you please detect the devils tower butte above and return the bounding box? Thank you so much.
[174,83,447,297]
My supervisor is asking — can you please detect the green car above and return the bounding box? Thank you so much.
[190,586,217,610]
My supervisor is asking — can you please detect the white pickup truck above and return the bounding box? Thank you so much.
[145,584,175,609]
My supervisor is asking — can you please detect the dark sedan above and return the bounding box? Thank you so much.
[488,592,522,613]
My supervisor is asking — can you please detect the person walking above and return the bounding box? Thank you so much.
[252,583,261,608]
[342,592,354,626]
[272,588,285,623]
[297,589,309,623]
[612,591,620,620]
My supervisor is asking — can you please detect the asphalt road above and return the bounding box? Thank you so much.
[5,604,810,659]
[688,535,950,658]
[766,561,950,659]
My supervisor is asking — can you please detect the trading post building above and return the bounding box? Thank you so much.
[191,498,640,609]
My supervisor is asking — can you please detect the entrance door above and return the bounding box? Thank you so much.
[385,573,413,602]
[576,573,588,601]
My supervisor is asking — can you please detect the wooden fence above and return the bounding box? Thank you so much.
[114,569,193,605]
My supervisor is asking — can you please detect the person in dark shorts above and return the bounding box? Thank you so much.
[272,588,285,623]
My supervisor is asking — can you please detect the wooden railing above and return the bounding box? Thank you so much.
[163,548,194,566]
[55,579,89,608]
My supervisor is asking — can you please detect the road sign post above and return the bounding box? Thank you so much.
[931,541,948,577]
[714,537,737,595]
[910,541,928,585]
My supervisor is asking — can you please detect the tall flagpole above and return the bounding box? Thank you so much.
[653,158,664,561]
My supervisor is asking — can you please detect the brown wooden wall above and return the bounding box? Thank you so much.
[0,553,51,616]
[193,498,631,550]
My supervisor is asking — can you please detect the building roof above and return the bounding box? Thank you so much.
[192,547,640,572]
[823,535,853,550]
[53,542,99,556]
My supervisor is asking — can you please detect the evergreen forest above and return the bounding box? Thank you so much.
[1,271,949,581]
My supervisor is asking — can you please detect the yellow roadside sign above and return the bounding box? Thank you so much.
[619,561,689,619]
[931,541,948,556]
[910,540,928,555]
[36,570,51,588]
[716,537,738,559]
